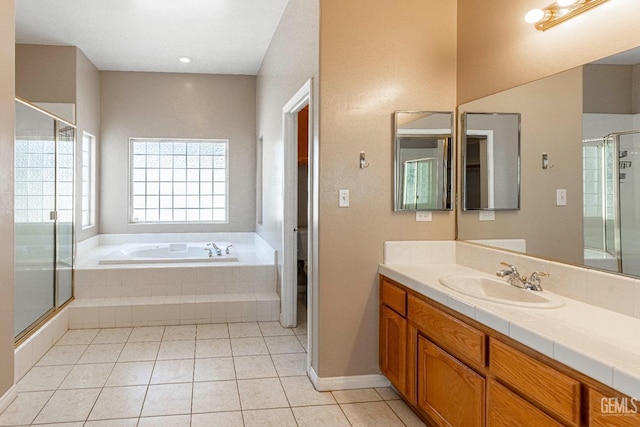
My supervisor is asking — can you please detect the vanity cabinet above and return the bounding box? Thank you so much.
[379,275,639,427]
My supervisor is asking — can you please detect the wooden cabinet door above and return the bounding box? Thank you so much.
[380,305,407,394]
[487,379,563,427]
[418,336,485,427]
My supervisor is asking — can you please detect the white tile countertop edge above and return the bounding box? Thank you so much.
[378,262,640,400]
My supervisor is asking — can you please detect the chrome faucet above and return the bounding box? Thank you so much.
[496,262,548,291]
[225,244,233,255]
[204,247,213,257]
[206,242,222,256]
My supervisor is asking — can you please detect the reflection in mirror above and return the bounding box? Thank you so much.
[457,45,640,279]
[394,111,453,211]
[463,113,520,210]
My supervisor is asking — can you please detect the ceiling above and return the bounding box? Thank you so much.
[15,0,290,75]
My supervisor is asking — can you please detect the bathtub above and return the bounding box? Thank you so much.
[99,242,238,265]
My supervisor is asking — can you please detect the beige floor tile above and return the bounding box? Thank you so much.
[88,385,147,420]
[264,336,305,354]
[78,343,125,364]
[340,401,404,426]
[292,405,351,426]
[297,334,308,352]
[375,386,401,401]
[196,323,229,339]
[36,344,87,366]
[271,353,307,377]
[191,411,243,427]
[163,325,196,341]
[195,338,232,358]
[157,339,195,360]
[93,328,133,344]
[56,329,100,345]
[142,383,192,417]
[234,355,277,379]
[231,337,268,356]
[228,322,262,338]
[106,361,154,386]
[127,326,165,342]
[387,399,427,427]
[33,388,101,424]
[84,419,138,427]
[194,357,236,381]
[151,359,194,384]
[35,422,84,427]
[237,378,289,410]
[192,380,241,413]
[293,322,307,336]
[138,414,191,427]
[17,365,73,392]
[118,341,160,362]
[280,376,336,407]
[59,363,114,389]
[332,388,383,404]
[243,408,297,427]
[258,321,294,336]
[0,390,53,426]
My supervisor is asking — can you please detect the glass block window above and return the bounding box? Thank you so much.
[82,132,96,228]
[130,138,228,223]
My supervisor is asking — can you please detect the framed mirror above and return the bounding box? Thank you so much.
[463,112,521,210]
[394,111,453,211]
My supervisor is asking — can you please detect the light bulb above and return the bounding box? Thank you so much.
[525,8,546,23]
[557,0,579,6]
[178,56,192,63]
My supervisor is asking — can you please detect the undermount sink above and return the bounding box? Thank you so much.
[438,275,564,308]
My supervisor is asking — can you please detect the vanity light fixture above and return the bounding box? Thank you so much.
[178,56,193,63]
[525,0,608,31]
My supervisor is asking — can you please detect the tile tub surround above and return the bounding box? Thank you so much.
[0,323,425,426]
[381,240,640,400]
[71,233,280,328]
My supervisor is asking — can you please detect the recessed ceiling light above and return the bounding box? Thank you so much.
[178,56,192,63]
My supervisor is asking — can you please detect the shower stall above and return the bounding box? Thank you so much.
[14,99,75,341]
[583,129,640,277]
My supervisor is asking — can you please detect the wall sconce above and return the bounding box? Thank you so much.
[525,0,608,31]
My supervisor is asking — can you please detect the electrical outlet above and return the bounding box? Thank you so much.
[339,189,349,207]
[556,189,567,206]
[416,211,432,222]
[479,211,495,221]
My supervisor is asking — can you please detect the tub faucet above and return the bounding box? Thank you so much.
[204,247,213,257]
[225,244,233,255]
[206,242,222,256]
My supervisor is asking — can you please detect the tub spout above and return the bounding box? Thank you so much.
[225,245,233,255]
[206,243,222,256]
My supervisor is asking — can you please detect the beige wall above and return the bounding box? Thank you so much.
[458,68,584,265]
[0,0,15,398]
[317,0,456,377]
[99,72,256,234]
[457,0,640,104]
[15,44,76,104]
[584,65,635,114]
[75,49,101,241]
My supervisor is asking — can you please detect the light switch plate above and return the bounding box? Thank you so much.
[416,211,432,222]
[479,211,495,221]
[339,189,349,207]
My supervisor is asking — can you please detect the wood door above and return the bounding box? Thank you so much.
[418,336,485,427]
[380,305,407,395]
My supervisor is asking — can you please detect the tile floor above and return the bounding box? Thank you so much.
[0,322,425,426]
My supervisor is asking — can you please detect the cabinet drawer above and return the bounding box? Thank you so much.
[588,388,640,427]
[381,278,406,315]
[489,339,580,426]
[408,294,485,366]
[487,379,562,427]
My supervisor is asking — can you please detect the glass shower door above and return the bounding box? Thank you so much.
[14,102,56,337]
[56,123,75,306]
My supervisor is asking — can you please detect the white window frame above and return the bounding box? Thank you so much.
[81,132,96,228]
[128,137,229,224]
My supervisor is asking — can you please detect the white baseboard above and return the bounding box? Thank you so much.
[308,366,390,391]
[0,385,17,414]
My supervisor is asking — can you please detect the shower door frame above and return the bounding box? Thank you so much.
[14,98,76,344]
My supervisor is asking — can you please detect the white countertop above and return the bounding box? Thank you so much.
[379,262,640,399]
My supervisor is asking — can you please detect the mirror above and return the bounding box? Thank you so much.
[394,111,453,211]
[457,45,640,278]
[463,112,520,210]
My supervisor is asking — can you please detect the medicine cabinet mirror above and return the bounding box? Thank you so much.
[394,111,453,211]
[462,112,521,210]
